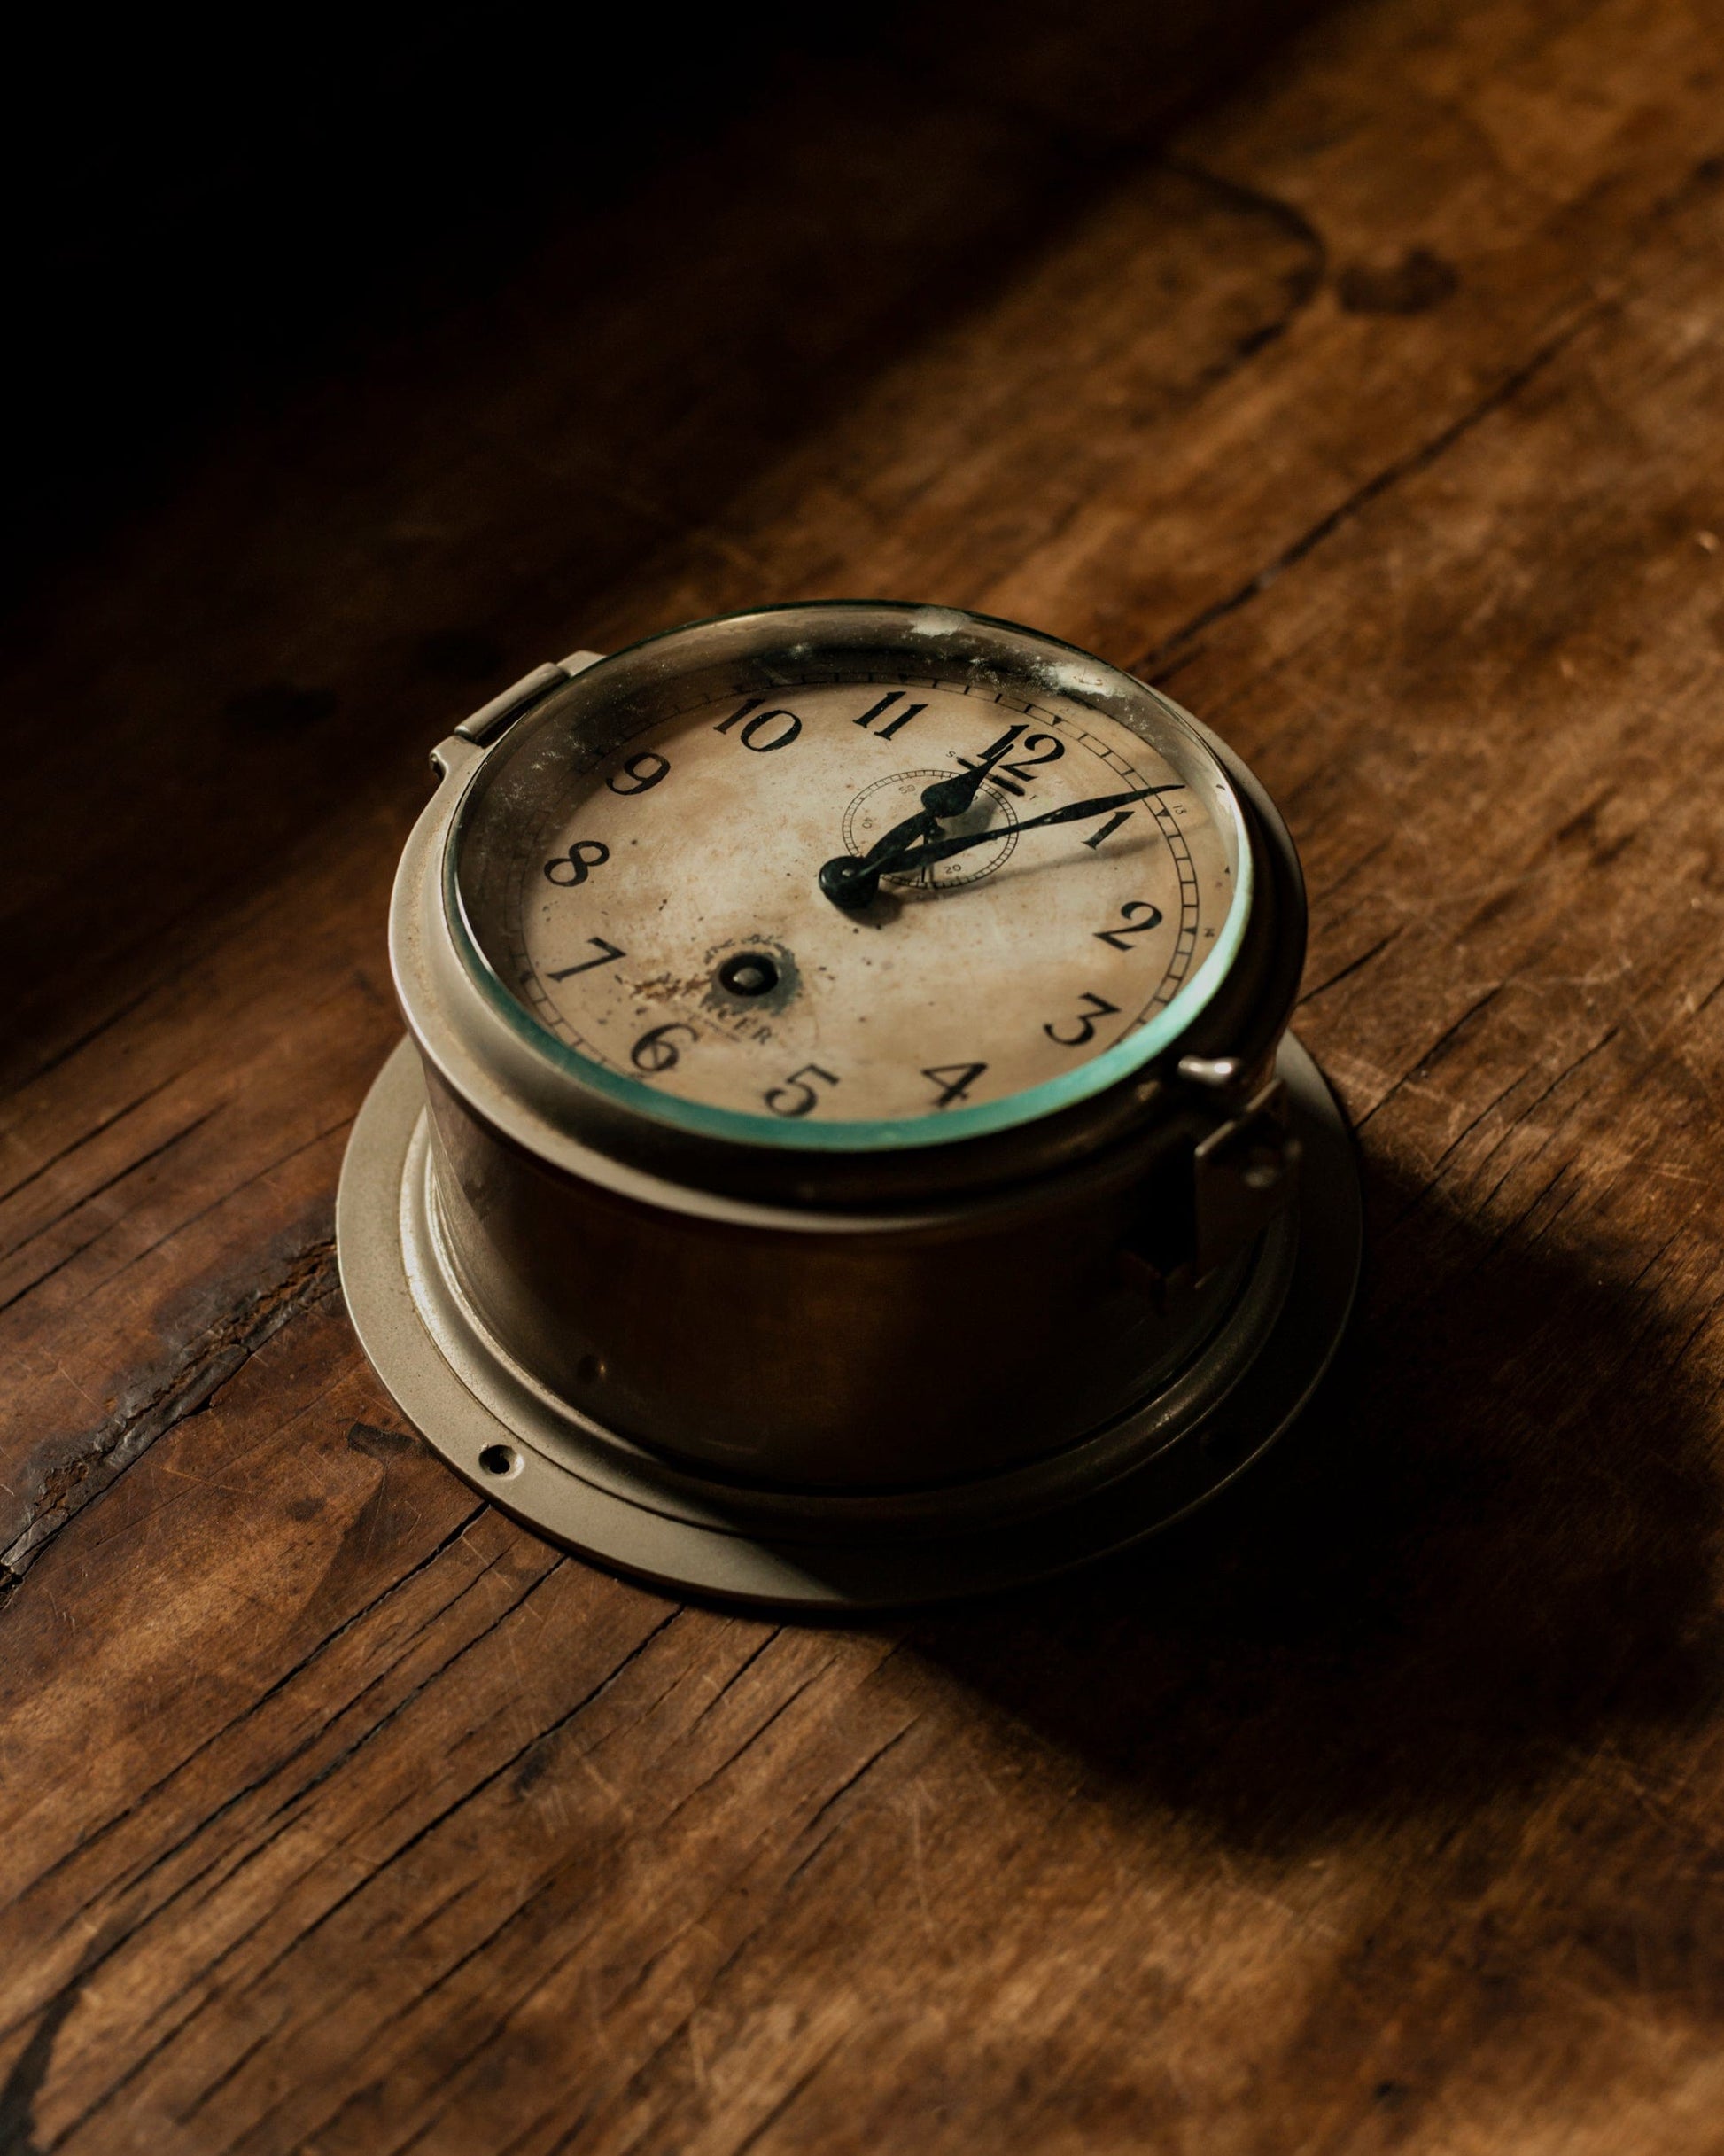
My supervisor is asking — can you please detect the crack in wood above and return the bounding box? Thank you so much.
[0,1238,338,1594]
[0,1107,223,1273]
[0,1070,188,1212]
[1135,323,1589,673]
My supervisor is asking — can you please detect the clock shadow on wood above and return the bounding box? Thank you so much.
[907,1155,1723,1848]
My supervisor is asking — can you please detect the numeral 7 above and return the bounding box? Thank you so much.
[549,938,625,980]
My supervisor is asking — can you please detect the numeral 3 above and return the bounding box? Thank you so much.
[1044,992,1121,1047]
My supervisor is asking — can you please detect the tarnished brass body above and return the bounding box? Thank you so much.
[420,1060,1262,1489]
[338,605,1361,1603]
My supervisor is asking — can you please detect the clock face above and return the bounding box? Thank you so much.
[450,615,1251,1146]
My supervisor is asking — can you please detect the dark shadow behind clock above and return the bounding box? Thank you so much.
[0,0,1337,1100]
[1,0,1331,597]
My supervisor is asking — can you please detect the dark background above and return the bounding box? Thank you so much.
[7,2,1324,597]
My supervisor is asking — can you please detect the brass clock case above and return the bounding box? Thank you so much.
[337,603,1363,1608]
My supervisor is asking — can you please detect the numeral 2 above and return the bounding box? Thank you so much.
[1044,992,1121,1048]
[1094,900,1163,950]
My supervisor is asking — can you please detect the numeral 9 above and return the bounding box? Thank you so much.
[608,751,670,796]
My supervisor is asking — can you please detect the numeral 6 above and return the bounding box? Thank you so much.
[631,1023,696,1074]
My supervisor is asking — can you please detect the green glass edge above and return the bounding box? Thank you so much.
[444,609,1256,1154]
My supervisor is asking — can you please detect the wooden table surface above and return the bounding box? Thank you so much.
[7,1,1724,2147]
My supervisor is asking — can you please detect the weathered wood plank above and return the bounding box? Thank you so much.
[5,0,1724,2150]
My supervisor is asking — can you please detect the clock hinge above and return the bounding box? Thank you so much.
[1191,1078,1301,1279]
[451,650,607,747]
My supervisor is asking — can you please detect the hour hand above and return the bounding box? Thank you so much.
[917,727,1026,821]
[819,728,1028,910]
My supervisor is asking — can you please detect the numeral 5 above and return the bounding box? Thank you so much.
[765,1063,839,1117]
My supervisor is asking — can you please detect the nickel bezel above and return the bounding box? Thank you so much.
[440,603,1258,1161]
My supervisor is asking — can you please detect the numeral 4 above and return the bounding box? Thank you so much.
[921,1062,986,1109]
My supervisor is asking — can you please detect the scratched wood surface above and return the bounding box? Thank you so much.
[6,1,1724,2148]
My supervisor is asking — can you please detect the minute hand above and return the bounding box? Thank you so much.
[888,783,1184,876]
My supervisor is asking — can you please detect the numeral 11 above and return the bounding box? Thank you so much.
[854,691,926,740]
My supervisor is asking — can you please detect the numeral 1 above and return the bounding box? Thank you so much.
[921,1062,987,1109]
[855,691,927,740]
[1084,810,1133,850]
[549,938,625,980]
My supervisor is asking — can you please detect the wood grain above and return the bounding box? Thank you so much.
[5,0,1724,2147]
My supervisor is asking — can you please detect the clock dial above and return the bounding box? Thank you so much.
[454,656,1247,1132]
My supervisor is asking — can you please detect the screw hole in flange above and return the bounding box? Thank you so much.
[478,1444,522,1479]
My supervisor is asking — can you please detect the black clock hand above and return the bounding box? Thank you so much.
[882,782,1184,878]
[819,727,1028,907]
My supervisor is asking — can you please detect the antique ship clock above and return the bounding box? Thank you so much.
[337,603,1362,1607]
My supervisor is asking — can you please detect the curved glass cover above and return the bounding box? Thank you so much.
[450,603,1251,1150]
